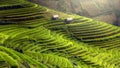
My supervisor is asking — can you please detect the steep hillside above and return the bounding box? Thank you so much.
[0,0,120,68]
[30,0,120,25]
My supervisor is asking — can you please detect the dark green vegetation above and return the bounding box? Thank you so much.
[0,0,120,68]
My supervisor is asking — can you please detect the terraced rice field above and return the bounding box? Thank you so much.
[0,0,120,68]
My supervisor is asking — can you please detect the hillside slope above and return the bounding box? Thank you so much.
[0,0,120,68]
[30,0,120,25]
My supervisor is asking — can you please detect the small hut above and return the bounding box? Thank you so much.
[52,15,59,20]
[65,18,73,24]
